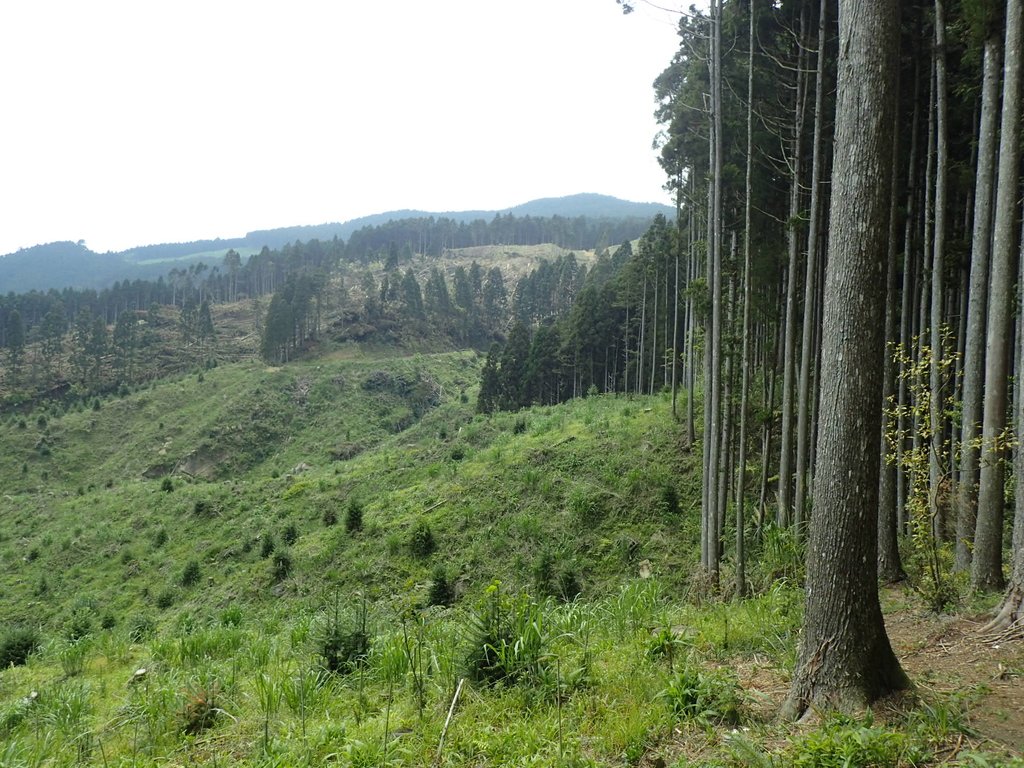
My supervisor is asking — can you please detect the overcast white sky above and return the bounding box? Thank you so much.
[0,1,682,256]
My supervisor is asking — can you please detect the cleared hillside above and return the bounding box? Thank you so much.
[1,354,1022,767]
[0,351,697,628]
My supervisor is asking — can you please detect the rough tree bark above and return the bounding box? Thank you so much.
[782,0,909,718]
[986,168,1024,632]
[956,31,1000,572]
[973,0,1021,593]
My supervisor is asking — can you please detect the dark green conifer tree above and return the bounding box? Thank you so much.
[499,323,531,410]
[400,268,425,321]
[477,343,502,414]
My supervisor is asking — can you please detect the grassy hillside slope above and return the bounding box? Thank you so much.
[1,353,1021,767]
[1,351,696,629]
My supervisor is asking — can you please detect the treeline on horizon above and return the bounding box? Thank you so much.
[476,220,680,412]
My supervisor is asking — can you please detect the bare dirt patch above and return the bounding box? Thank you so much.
[886,605,1024,756]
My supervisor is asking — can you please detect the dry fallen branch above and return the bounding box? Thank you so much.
[435,677,465,765]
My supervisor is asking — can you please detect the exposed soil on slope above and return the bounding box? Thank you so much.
[886,605,1024,756]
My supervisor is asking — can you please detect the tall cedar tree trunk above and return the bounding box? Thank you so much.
[672,184,682,419]
[664,261,670,389]
[717,261,737,563]
[778,6,808,528]
[735,0,756,598]
[650,266,659,395]
[974,0,1022,592]
[760,300,784,534]
[897,57,921,531]
[914,59,935,495]
[794,0,828,534]
[930,0,950,541]
[782,0,909,718]
[952,259,968,505]
[809,240,825,495]
[638,271,647,395]
[878,69,906,584]
[624,293,631,395]
[957,32,1000,571]
[913,61,937,536]
[686,189,697,444]
[703,0,725,585]
[702,159,714,570]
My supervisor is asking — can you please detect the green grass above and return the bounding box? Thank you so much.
[2,351,1019,767]
[0,575,1006,767]
[0,351,695,628]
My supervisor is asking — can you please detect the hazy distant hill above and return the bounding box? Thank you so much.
[507,193,673,219]
[0,241,106,293]
[0,194,672,293]
[244,194,673,249]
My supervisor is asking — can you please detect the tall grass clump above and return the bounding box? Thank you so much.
[784,714,925,767]
[464,582,547,686]
[659,663,741,725]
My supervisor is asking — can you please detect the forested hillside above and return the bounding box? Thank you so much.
[478,0,1024,734]
[632,0,1024,721]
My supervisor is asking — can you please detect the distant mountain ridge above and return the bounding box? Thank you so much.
[244,194,673,248]
[0,194,672,294]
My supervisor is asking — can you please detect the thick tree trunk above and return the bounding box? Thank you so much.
[987,192,1024,633]
[973,0,1022,593]
[956,33,1000,572]
[782,0,909,719]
